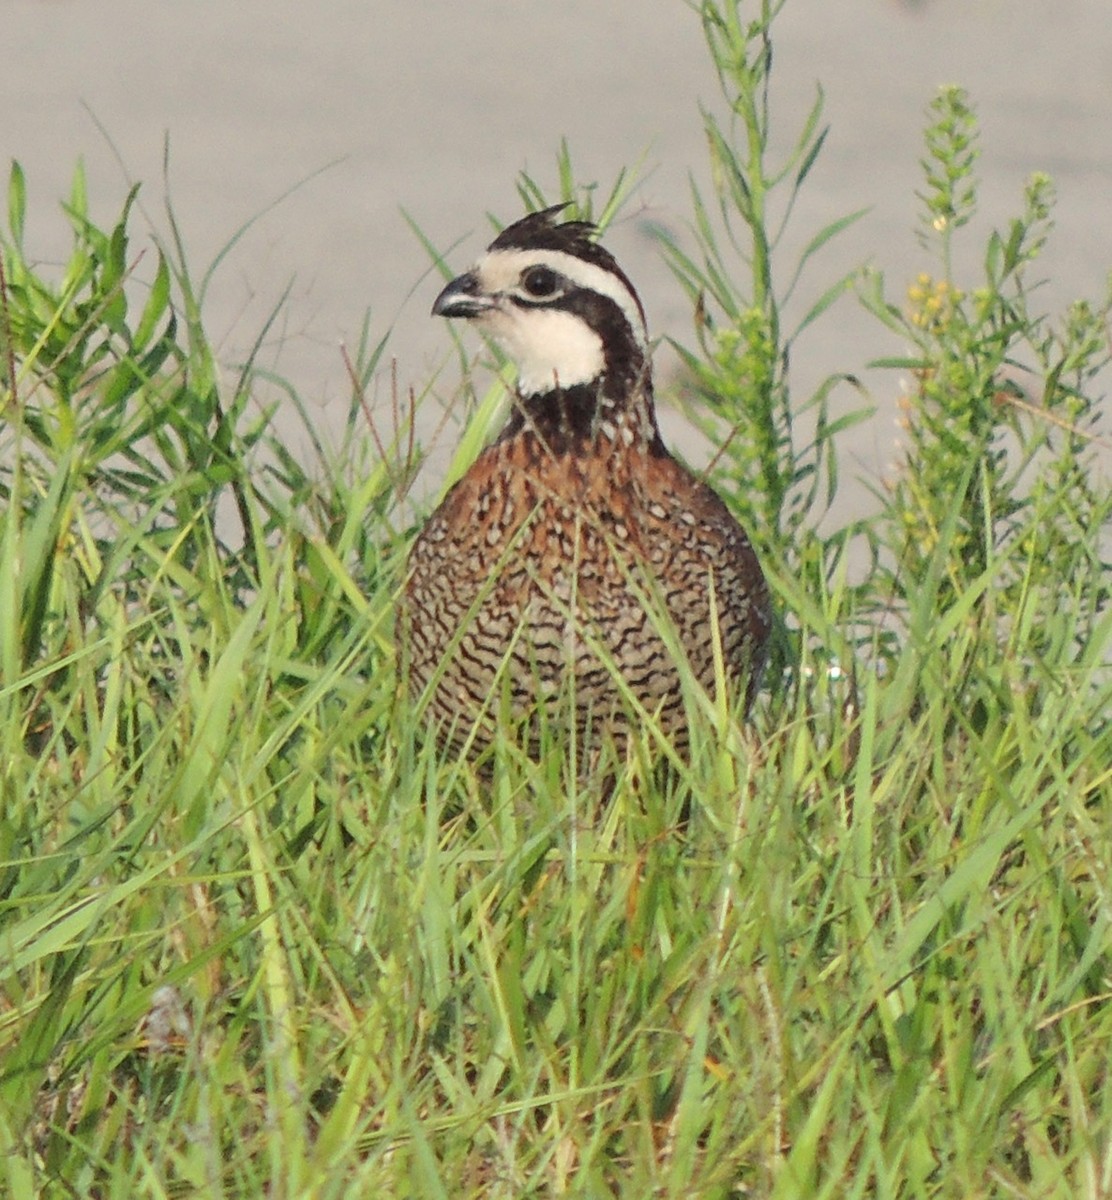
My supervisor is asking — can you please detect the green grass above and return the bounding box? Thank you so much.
[2,2,1110,1196]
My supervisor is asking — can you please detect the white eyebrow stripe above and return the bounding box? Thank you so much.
[475,248,648,349]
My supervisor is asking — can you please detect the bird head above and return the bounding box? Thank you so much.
[432,204,649,398]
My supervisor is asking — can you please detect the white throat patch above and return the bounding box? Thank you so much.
[488,306,605,395]
[465,245,648,395]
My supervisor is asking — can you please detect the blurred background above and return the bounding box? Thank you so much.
[3,0,1110,512]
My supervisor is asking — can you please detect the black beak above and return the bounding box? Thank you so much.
[431,272,493,319]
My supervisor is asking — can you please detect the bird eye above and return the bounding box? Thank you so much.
[521,266,560,298]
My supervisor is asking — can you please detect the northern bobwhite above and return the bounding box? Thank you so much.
[403,204,771,756]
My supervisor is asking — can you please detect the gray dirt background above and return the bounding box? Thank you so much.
[4,0,1110,515]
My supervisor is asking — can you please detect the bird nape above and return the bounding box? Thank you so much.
[403,203,770,761]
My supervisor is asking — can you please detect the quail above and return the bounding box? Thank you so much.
[402,204,770,756]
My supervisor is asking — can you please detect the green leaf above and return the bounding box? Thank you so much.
[133,250,172,352]
[7,160,26,249]
[68,157,88,220]
[789,266,859,339]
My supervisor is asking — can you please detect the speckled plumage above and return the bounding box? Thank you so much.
[402,205,770,755]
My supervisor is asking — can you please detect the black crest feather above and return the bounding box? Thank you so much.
[488,203,624,276]
[486,203,643,328]
[489,203,588,250]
